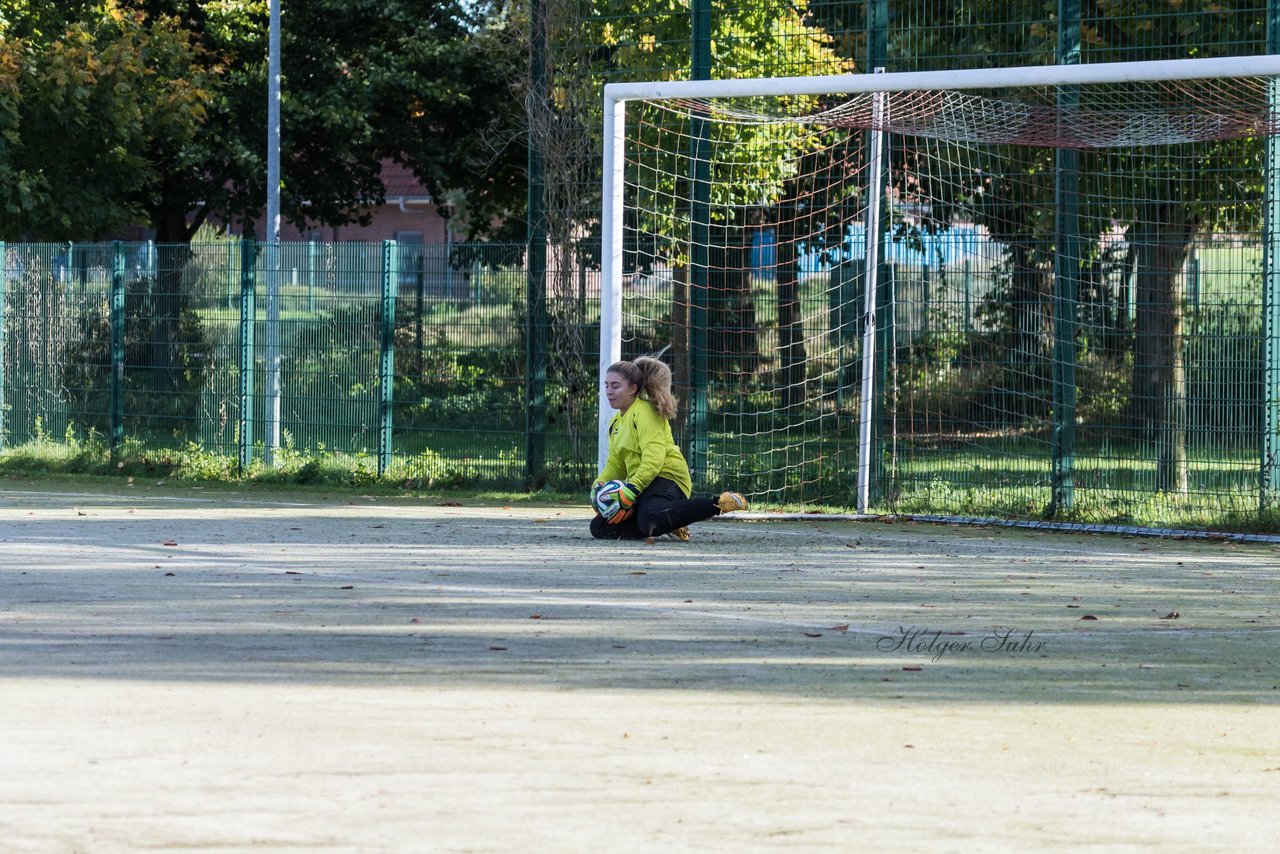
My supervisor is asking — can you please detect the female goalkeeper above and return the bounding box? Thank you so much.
[590,356,747,541]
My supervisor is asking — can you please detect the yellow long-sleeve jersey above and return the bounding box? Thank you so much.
[597,398,692,497]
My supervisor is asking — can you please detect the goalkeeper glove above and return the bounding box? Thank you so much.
[606,481,640,525]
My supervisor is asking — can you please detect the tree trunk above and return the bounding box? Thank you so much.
[151,217,194,397]
[776,212,807,411]
[1009,244,1051,360]
[707,223,758,377]
[1130,212,1192,494]
[1004,243,1052,421]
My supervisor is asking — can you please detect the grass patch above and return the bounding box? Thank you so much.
[0,434,579,503]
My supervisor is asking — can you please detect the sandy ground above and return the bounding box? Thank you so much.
[2,483,1279,852]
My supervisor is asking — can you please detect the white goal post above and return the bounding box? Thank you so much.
[598,54,1280,511]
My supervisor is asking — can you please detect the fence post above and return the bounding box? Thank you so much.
[416,252,426,373]
[65,241,73,306]
[238,239,257,472]
[963,258,972,332]
[526,0,550,487]
[1187,246,1201,312]
[110,242,126,455]
[0,240,5,452]
[307,239,318,313]
[378,239,398,477]
[685,0,713,484]
[1264,4,1280,510]
[921,258,932,342]
[78,242,87,306]
[227,242,236,309]
[1051,0,1082,515]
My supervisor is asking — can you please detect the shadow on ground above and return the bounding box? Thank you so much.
[3,487,1279,703]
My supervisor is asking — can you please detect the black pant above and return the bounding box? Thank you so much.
[590,476,721,540]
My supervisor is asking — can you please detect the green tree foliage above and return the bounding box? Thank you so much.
[592,2,852,238]
[0,4,214,239]
[559,1,853,385]
[0,0,526,242]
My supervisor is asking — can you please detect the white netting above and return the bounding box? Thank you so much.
[661,75,1280,147]
[610,67,1280,524]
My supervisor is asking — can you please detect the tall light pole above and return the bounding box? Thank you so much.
[265,0,282,464]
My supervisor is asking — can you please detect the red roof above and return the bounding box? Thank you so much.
[380,161,431,199]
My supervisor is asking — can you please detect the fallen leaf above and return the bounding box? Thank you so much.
[903,666,923,672]
[803,631,823,638]
[829,624,850,632]
[628,571,647,576]
[529,614,543,620]
[162,541,178,547]
[284,571,302,575]
[1079,615,1099,621]
[488,645,508,651]
[1160,610,1181,620]
[163,572,175,577]
[339,585,354,590]
[408,618,421,624]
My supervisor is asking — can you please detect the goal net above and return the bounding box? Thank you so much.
[600,57,1280,528]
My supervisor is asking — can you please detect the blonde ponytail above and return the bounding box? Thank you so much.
[633,356,678,420]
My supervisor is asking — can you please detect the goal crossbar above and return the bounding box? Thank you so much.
[602,54,1280,106]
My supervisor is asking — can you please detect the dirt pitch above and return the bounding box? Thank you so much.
[2,482,1279,852]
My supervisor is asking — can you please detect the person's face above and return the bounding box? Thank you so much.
[604,371,639,411]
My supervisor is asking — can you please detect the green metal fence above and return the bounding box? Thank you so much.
[0,240,597,488]
[2,229,1278,529]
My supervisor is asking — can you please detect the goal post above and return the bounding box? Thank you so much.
[857,80,887,513]
[600,54,1280,525]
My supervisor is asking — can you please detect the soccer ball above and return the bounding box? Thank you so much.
[593,479,636,524]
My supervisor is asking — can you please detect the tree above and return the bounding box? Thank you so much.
[0,0,527,242]
[0,27,40,228]
[107,0,524,244]
[0,4,215,240]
